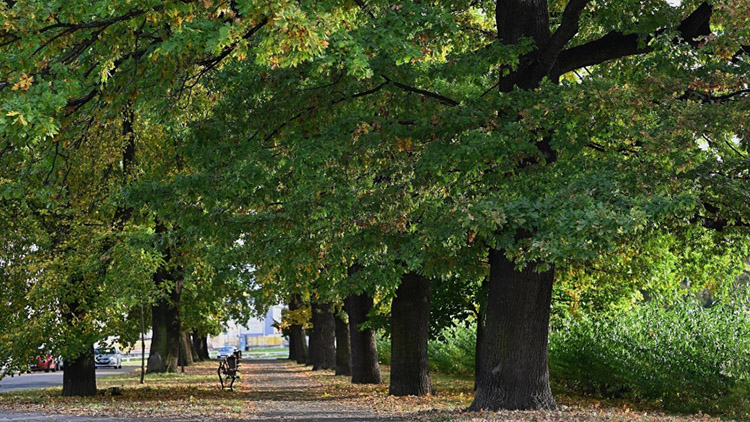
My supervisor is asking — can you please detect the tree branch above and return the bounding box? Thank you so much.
[196,17,268,70]
[383,76,459,106]
[556,2,713,76]
[538,0,589,68]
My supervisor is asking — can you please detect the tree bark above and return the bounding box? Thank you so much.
[179,332,194,367]
[335,310,351,376]
[470,249,556,411]
[310,302,336,370]
[475,275,488,391]
[62,346,96,397]
[147,234,182,374]
[287,293,308,364]
[467,0,558,410]
[201,337,210,360]
[344,292,381,384]
[389,271,432,396]
[305,324,315,366]
[192,332,205,362]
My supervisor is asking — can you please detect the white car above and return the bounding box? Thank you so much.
[94,347,122,369]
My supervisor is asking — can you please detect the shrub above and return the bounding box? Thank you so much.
[428,321,476,377]
[376,334,391,365]
[549,297,750,415]
[377,321,476,377]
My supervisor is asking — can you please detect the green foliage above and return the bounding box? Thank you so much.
[376,333,390,366]
[549,294,750,417]
[428,320,476,378]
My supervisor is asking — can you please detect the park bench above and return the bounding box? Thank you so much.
[217,350,242,391]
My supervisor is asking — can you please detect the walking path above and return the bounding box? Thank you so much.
[245,360,404,421]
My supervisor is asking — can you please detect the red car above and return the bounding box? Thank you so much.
[31,352,59,372]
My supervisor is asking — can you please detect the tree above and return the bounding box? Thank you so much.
[4,0,749,409]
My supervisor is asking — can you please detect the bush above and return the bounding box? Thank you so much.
[428,321,476,377]
[376,334,391,365]
[549,297,750,416]
[376,321,476,377]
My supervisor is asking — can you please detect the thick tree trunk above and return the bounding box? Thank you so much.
[287,293,308,364]
[335,311,351,376]
[289,325,308,364]
[179,332,194,367]
[310,302,336,370]
[389,271,432,396]
[192,332,205,362]
[344,292,381,384]
[147,224,183,374]
[470,249,556,411]
[62,346,96,397]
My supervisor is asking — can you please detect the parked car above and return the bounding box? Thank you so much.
[31,351,58,372]
[94,347,122,369]
[215,346,238,359]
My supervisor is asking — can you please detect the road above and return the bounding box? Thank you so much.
[0,366,138,393]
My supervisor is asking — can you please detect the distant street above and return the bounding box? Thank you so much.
[0,366,138,393]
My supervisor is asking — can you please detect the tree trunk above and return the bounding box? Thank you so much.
[305,324,315,366]
[390,271,432,396]
[310,302,336,370]
[192,332,205,362]
[62,346,96,397]
[147,224,183,374]
[189,333,200,362]
[475,275,488,391]
[335,310,351,376]
[344,292,381,384]
[470,249,556,411]
[201,337,210,360]
[290,325,308,364]
[179,332,194,367]
[287,293,308,364]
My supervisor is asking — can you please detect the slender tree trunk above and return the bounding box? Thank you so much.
[335,310,351,376]
[311,302,336,370]
[470,249,556,411]
[140,305,146,384]
[62,346,96,397]
[191,331,205,362]
[344,292,381,384]
[390,271,432,396]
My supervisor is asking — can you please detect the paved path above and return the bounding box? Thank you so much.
[245,359,404,422]
[0,366,138,392]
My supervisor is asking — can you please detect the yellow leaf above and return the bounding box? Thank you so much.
[11,73,33,91]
